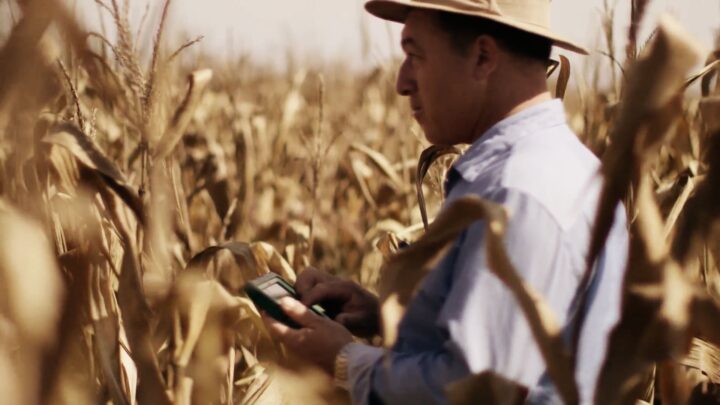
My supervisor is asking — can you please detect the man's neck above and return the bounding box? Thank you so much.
[468,75,552,144]
[502,91,553,121]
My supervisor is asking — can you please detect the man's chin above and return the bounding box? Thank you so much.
[422,129,446,145]
[416,122,453,145]
[419,125,463,146]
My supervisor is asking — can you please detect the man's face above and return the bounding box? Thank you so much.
[396,11,485,145]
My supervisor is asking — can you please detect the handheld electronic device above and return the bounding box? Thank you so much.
[244,273,328,329]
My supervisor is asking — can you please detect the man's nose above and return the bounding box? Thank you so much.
[396,58,416,96]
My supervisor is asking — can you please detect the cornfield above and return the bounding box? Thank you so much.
[1,0,720,404]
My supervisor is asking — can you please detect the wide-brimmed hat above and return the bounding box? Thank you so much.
[365,0,588,55]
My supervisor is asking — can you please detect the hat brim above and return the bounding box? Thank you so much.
[365,0,589,55]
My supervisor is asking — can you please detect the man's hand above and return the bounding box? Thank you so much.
[263,297,354,374]
[295,267,380,338]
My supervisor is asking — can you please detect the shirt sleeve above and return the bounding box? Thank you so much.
[344,341,471,405]
[346,188,584,404]
[343,343,383,404]
[438,187,581,386]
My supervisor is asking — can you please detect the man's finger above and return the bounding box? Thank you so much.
[262,313,313,351]
[335,312,365,327]
[300,281,352,306]
[335,311,375,333]
[335,312,378,338]
[262,312,294,339]
[279,297,321,326]
[295,267,323,296]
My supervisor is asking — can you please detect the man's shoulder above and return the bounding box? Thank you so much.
[499,125,602,230]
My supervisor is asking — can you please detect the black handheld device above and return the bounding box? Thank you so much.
[244,273,328,329]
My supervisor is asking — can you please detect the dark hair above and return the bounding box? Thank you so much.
[434,11,552,63]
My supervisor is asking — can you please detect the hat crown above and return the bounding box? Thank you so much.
[419,0,551,29]
[493,0,551,29]
[364,0,588,55]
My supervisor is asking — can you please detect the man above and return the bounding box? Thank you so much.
[263,0,629,404]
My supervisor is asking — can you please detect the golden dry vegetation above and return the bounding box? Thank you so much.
[1,0,720,404]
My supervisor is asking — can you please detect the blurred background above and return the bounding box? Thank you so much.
[2,1,720,404]
[4,0,716,70]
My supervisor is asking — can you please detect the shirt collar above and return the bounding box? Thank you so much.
[451,99,567,183]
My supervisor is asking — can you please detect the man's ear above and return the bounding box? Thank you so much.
[472,35,499,80]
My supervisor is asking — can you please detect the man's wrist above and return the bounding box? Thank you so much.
[333,343,352,390]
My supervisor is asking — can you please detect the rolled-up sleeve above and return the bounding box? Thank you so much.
[343,343,383,404]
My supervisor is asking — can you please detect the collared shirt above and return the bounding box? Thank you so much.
[342,99,629,405]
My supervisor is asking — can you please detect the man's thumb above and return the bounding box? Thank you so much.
[279,297,318,327]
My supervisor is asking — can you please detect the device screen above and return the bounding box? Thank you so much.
[246,273,328,319]
[263,282,295,301]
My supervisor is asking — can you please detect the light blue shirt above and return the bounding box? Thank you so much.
[343,99,629,404]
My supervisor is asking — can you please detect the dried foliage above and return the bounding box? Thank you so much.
[1,1,720,405]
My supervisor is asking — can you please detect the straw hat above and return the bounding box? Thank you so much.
[365,0,588,55]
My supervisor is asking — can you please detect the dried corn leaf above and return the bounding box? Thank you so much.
[555,55,571,100]
[186,241,296,296]
[172,274,256,405]
[379,196,577,403]
[154,69,213,160]
[188,242,259,275]
[42,231,95,404]
[0,203,66,405]
[658,361,693,405]
[663,176,695,240]
[546,58,560,78]
[689,293,720,352]
[351,142,404,190]
[685,59,720,90]
[699,97,720,131]
[173,275,245,367]
[376,232,401,260]
[416,145,460,230]
[144,165,175,304]
[242,370,276,405]
[672,103,720,264]
[252,242,297,283]
[588,15,703,271]
[701,50,720,97]
[0,0,54,109]
[446,371,528,405]
[93,316,131,405]
[253,364,348,405]
[175,376,193,405]
[90,256,135,405]
[350,156,378,209]
[0,347,22,405]
[236,115,257,230]
[187,242,269,282]
[0,202,64,347]
[43,122,144,223]
[119,330,138,405]
[117,247,171,405]
[595,174,707,405]
[680,339,720,384]
[577,19,704,361]
[278,71,307,140]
